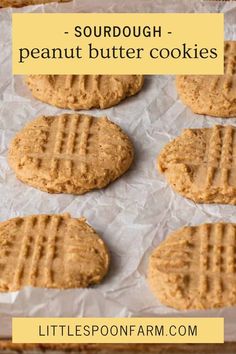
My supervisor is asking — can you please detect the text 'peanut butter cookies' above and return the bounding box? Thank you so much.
[0,0,70,8]
[158,125,236,205]
[177,41,236,118]
[148,223,236,310]
[0,214,109,292]
[8,114,134,194]
[25,75,144,110]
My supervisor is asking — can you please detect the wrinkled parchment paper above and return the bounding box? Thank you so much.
[0,0,236,341]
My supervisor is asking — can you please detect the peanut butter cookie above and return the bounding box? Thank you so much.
[25,75,144,110]
[177,41,236,118]
[148,223,236,310]
[158,125,236,204]
[8,114,134,194]
[0,213,109,291]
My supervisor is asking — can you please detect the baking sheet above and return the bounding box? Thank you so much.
[0,0,236,341]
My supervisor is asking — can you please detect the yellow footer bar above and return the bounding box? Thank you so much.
[12,318,224,344]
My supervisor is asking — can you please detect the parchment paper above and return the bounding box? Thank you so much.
[0,0,236,341]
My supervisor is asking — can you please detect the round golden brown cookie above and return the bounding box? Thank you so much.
[148,223,236,310]
[176,41,236,118]
[25,75,144,110]
[0,0,70,7]
[158,125,236,205]
[8,114,134,194]
[0,213,109,291]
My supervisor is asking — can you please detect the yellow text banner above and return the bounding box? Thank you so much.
[12,13,224,75]
[12,317,224,344]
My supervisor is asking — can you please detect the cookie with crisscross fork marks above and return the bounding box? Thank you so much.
[25,75,144,110]
[158,125,236,204]
[0,213,109,291]
[177,41,236,117]
[8,114,134,194]
[148,223,236,310]
[0,0,70,7]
